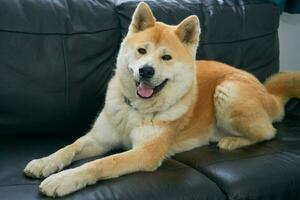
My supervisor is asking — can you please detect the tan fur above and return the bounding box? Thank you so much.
[24,2,300,197]
[265,72,300,120]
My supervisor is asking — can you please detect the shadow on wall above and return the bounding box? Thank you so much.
[279,13,300,71]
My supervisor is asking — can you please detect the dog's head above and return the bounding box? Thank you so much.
[116,2,200,113]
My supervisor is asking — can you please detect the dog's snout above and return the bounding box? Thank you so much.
[139,65,155,79]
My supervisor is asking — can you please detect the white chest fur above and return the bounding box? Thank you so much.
[104,78,154,148]
[103,76,194,149]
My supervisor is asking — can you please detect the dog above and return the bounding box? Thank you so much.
[24,2,300,197]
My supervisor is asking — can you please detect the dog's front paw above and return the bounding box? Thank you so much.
[39,168,93,197]
[24,158,58,178]
[24,152,73,178]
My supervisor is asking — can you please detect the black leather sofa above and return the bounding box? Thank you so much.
[1,0,299,200]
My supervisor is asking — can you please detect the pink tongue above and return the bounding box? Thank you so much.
[137,82,154,98]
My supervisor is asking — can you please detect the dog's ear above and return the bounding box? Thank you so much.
[175,15,200,45]
[129,2,156,34]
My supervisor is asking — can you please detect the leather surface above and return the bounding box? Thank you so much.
[0,137,226,200]
[0,0,118,34]
[174,118,300,200]
[0,0,121,137]
[117,0,280,42]
[0,26,120,137]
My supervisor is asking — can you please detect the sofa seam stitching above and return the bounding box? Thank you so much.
[0,27,119,36]
[170,158,229,199]
[62,36,70,121]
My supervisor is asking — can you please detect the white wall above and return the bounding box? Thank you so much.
[279,13,300,71]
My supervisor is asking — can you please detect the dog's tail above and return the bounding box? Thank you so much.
[264,72,300,121]
[265,72,300,103]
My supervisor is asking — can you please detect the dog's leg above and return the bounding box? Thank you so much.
[39,126,173,197]
[214,81,276,150]
[24,111,120,178]
[217,110,276,150]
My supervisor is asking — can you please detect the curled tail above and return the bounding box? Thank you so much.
[264,72,300,121]
[265,72,300,102]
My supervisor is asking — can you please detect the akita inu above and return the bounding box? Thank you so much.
[24,2,300,197]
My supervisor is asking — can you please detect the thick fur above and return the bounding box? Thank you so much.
[24,2,300,197]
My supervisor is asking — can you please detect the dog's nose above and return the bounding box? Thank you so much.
[139,65,155,79]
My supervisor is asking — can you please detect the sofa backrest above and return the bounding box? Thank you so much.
[0,0,120,137]
[0,0,280,137]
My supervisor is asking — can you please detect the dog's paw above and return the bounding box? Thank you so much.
[24,157,61,178]
[39,169,93,197]
[24,152,73,178]
[217,136,248,151]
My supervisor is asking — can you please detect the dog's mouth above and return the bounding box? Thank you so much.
[136,79,169,99]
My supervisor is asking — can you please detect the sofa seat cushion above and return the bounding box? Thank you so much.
[0,136,226,200]
[174,118,300,200]
[2,118,299,200]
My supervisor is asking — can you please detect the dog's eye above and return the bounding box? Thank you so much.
[137,48,147,55]
[161,54,172,61]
